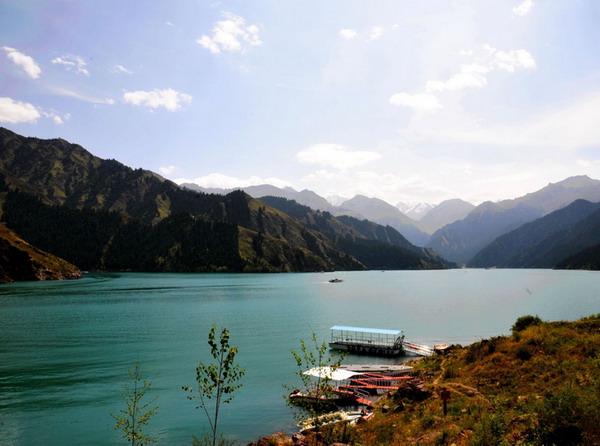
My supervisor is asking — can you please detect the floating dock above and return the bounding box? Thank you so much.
[329,326,437,357]
[329,326,405,356]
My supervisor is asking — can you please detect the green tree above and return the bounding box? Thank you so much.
[511,314,542,334]
[286,333,345,432]
[183,325,246,446]
[111,362,159,446]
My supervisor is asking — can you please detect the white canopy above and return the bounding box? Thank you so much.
[303,367,358,381]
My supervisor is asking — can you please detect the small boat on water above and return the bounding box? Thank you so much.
[328,278,343,283]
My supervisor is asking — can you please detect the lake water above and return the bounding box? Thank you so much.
[0,269,598,445]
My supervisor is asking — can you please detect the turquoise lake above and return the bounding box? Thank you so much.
[0,269,599,445]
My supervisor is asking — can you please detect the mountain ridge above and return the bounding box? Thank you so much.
[469,199,600,268]
[0,127,448,273]
[427,176,600,264]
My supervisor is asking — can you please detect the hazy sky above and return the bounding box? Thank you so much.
[1,0,599,205]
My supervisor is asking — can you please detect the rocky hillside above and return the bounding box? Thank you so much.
[0,223,80,283]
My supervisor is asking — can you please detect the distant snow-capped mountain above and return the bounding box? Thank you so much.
[396,202,435,220]
[326,194,349,206]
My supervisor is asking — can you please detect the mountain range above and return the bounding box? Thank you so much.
[2,126,600,278]
[396,201,436,220]
[469,199,600,268]
[184,174,600,269]
[426,176,600,264]
[0,127,449,277]
[181,184,474,243]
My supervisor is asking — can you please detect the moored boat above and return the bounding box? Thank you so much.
[298,410,373,430]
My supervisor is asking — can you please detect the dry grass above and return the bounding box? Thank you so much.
[346,315,600,445]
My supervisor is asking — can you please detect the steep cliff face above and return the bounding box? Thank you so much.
[0,224,81,283]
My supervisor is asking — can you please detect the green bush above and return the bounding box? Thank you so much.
[421,413,435,429]
[532,389,584,446]
[515,345,532,361]
[471,412,507,446]
[511,315,542,334]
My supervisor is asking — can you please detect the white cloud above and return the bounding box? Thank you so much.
[424,45,535,93]
[44,111,70,125]
[2,46,41,79]
[174,173,292,189]
[197,12,262,54]
[513,0,534,17]
[113,64,133,74]
[339,29,358,39]
[47,86,115,104]
[0,97,70,125]
[123,88,192,111]
[296,143,381,170]
[426,63,489,92]
[368,26,384,41]
[486,46,536,72]
[301,169,456,206]
[159,165,177,175]
[0,97,42,123]
[51,54,90,76]
[399,93,600,151]
[389,93,442,112]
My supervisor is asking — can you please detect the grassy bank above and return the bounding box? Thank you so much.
[320,314,600,445]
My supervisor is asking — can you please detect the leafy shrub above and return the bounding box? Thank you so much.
[465,337,500,363]
[375,423,397,444]
[532,388,585,446]
[511,315,542,334]
[515,345,532,361]
[421,413,435,429]
[471,412,507,446]
[434,429,450,446]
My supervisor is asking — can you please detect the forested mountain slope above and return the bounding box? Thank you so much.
[260,196,450,270]
[1,127,448,272]
[469,200,600,268]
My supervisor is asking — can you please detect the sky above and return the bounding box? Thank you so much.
[1,0,600,206]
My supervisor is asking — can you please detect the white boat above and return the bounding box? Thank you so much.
[298,410,373,430]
